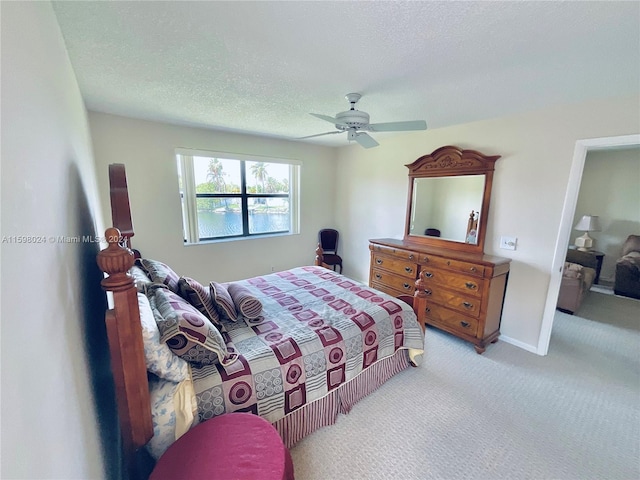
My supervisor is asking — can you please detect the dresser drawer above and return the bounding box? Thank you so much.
[370,281,398,297]
[370,282,412,299]
[420,269,483,297]
[423,303,479,337]
[421,286,480,317]
[372,254,418,279]
[371,269,416,294]
[423,256,485,277]
[371,244,423,263]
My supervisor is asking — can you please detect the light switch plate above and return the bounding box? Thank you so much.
[500,236,517,250]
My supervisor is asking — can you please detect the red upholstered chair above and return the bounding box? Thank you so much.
[318,228,343,273]
[150,413,295,480]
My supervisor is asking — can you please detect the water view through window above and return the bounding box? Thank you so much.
[178,153,298,243]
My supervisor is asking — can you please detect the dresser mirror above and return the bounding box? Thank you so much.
[409,175,485,244]
[404,146,501,253]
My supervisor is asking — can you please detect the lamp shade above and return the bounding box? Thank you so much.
[574,215,601,232]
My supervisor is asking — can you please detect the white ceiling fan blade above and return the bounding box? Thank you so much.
[309,113,338,124]
[298,131,343,139]
[354,132,379,148]
[368,120,427,132]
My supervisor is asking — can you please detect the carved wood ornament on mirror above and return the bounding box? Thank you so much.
[404,145,501,254]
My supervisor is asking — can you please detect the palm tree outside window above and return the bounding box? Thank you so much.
[177,151,301,243]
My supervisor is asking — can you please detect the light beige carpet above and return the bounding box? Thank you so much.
[289,291,640,479]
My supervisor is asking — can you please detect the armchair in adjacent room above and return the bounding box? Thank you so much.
[556,249,597,314]
[614,234,640,300]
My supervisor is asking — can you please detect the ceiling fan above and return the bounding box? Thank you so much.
[300,93,427,148]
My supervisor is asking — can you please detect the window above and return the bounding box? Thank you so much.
[177,150,300,243]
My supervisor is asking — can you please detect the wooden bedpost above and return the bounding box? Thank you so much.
[108,164,135,250]
[315,243,325,268]
[96,227,152,478]
[413,274,428,333]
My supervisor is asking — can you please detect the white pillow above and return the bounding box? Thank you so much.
[145,374,198,460]
[130,265,152,293]
[138,293,189,383]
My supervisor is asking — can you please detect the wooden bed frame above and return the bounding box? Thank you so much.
[97,164,425,478]
[96,164,151,477]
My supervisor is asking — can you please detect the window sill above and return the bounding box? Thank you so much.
[184,231,299,246]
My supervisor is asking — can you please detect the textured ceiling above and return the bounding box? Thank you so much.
[52,1,640,148]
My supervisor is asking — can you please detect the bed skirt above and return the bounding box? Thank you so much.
[272,348,411,448]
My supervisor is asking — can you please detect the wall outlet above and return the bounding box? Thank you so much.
[500,236,517,250]
[271,266,275,272]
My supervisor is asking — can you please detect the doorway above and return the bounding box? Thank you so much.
[537,134,640,356]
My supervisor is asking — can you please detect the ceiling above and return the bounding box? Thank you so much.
[52,1,640,148]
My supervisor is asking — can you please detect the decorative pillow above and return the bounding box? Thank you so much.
[131,264,152,293]
[138,292,189,382]
[140,258,180,293]
[209,281,238,321]
[563,262,583,279]
[153,288,237,367]
[227,282,263,319]
[178,277,221,326]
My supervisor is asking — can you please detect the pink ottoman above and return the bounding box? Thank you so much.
[150,413,295,480]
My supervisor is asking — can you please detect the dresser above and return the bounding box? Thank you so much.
[370,238,510,354]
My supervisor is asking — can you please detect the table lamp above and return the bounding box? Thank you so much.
[574,215,601,251]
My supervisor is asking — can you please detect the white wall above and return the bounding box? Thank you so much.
[89,112,337,284]
[333,95,639,351]
[574,147,640,282]
[1,2,114,479]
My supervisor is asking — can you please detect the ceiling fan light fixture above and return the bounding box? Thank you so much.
[335,110,370,130]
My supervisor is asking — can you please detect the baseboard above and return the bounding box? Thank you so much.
[499,335,539,355]
[590,284,614,295]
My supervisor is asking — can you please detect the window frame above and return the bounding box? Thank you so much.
[177,149,300,244]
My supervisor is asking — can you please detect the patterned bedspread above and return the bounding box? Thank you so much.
[191,266,424,424]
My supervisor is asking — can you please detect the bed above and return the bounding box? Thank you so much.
[97,164,425,477]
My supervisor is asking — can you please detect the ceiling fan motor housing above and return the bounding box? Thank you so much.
[335,110,370,130]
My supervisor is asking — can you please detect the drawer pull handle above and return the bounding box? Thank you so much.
[409,254,414,260]
[470,266,477,272]
[465,282,477,290]
[424,272,433,278]
[423,289,432,296]
[425,307,431,313]
[460,321,470,328]
[403,283,411,290]
[446,261,451,266]
[404,266,413,273]
[423,256,429,263]
[375,273,382,280]
[376,259,383,265]
[462,302,473,309]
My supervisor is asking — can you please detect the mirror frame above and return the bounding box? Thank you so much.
[404,146,501,253]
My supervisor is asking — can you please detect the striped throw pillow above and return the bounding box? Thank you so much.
[209,281,238,321]
[178,277,221,326]
[139,258,180,293]
[227,283,263,319]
